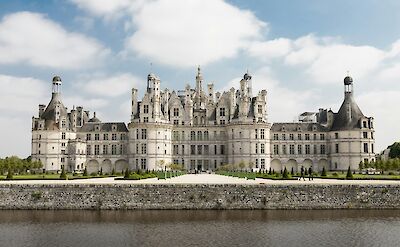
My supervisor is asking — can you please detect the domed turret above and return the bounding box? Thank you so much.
[52,76,62,83]
[344,76,353,85]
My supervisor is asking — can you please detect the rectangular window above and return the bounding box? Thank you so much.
[62,132,66,140]
[289,134,294,140]
[214,145,217,155]
[197,145,202,155]
[335,143,339,153]
[220,145,225,155]
[297,145,302,154]
[61,142,65,147]
[282,145,287,155]
[372,144,374,153]
[260,129,265,139]
[298,134,302,140]
[104,133,108,140]
[282,133,286,140]
[261,159,265,169]
[305,144,310,154]
[204,131,209,140]
[197,131,202,141]
[86,133,91,141]
[191,131,196,141]
[261,143,265,154]
[141,143,147,154]
[290,145,295,155]
[219,119,225,125]
[173,119,179,125]
[371,132,374,139]
[305,134,310,140]
[141,159,147,170]
[173,108,179,117]
[94,145,100,155]
[182,145,185,154]
[321,145,326,154]
[258,105,262,114]
[112,145,117,155]
[112,133,117,140]
[273,134,278,140]
[136,143,139,154]
[204,145,209,155]
[143,105,149,114]
[191,145,196,155]
[86,145,91,155]
[144,117,149,123]
[320,134,325,140]
[103,145,108,155]
[141,129,147,139]
[363,132,368,138]
[335,133,339,139]
[219,108,225,117]
[313,134,317,140]
[273,144,279,155]
[95,133,99,141]
[363,143,368,153]
[255,143,258,154]
[173,131,179,141]
[255,129,258,139]
[363,121,367,128]
[313,145,317,154]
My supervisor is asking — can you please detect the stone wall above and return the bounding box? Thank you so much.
[0,184,399,210]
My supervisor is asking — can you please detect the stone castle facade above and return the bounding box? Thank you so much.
[31,68,375,173]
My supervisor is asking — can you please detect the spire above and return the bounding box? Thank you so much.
[195,65,203,93]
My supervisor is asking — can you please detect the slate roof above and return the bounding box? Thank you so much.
[331,94,365,131]
[79,122,128,132]
[271,122,329,132]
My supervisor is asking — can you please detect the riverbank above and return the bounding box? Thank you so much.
[0,180,399,210]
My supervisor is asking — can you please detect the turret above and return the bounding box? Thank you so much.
[131,88,138,120]
[195,66,203,94]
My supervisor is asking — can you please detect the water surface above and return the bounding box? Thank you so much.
[1,210,399,247]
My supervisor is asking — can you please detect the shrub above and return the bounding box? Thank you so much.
[99,168,103,176]
[346,166,353,179]
[282,167,289,179]
[291,167,294,175]
[60,166,67,180]
[332,172,338,177]
[389,172,395,175]
[111,168,115,176]
[83,167,88,176]
[90,172,97,176]
[321,167,327,177]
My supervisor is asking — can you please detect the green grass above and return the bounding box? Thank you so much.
[0,173,119,180]
[216,171,297,180]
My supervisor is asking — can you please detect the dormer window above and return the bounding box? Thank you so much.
[281,126,285,131]
[112,125,117,131]
[143,105,149,114]
[312,125,317,131]
[297,126,301,131]
[95,125,100,131]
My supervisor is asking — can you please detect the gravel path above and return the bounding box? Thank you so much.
[1,174,400,185]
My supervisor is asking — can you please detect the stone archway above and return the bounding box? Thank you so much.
[285,159,298,173]
[302,159,313,169]
[115,159,128,172]
[270,159,282,172]
[318,159,329,171]
[86,159,99,174]
[101,159,112,174]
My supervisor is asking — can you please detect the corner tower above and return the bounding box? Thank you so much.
[329,75,375,170]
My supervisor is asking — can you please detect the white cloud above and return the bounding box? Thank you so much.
[0,74,48,115]
[0,74,48,157]
[0,12,109,69]
[247,38,292,60]
[69,0,146,20]
[125,0,266,67]
[357,91,400,151]
[73,73,142,97]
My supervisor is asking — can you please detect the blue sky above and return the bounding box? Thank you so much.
[1,0,400,157]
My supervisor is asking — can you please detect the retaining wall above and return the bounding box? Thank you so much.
[0,184,398,210]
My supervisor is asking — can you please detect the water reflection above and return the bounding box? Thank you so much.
[0,210,399,247]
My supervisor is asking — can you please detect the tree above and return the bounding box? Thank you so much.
[83,167,88,176]
[169,163,184,171]
[157,160,166,171]
[60,166,67,180]
[124,168,130,179]
[321,167,327,177]
[282,167,289,179]
[99,167,103,176]
[291,167,294,176]
[346,166,353,179]
[248,162,255,172]
[389,142,400,159]
[111,168,115,175]
[358,161,364,171]
[268,167,272,175]
[6,168,13,180]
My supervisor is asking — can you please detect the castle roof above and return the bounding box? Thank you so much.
[271,122,329,132]
[331,94,365,131]
[79,122,128,132]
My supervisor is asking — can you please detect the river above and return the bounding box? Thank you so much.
[1,210,399,246]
